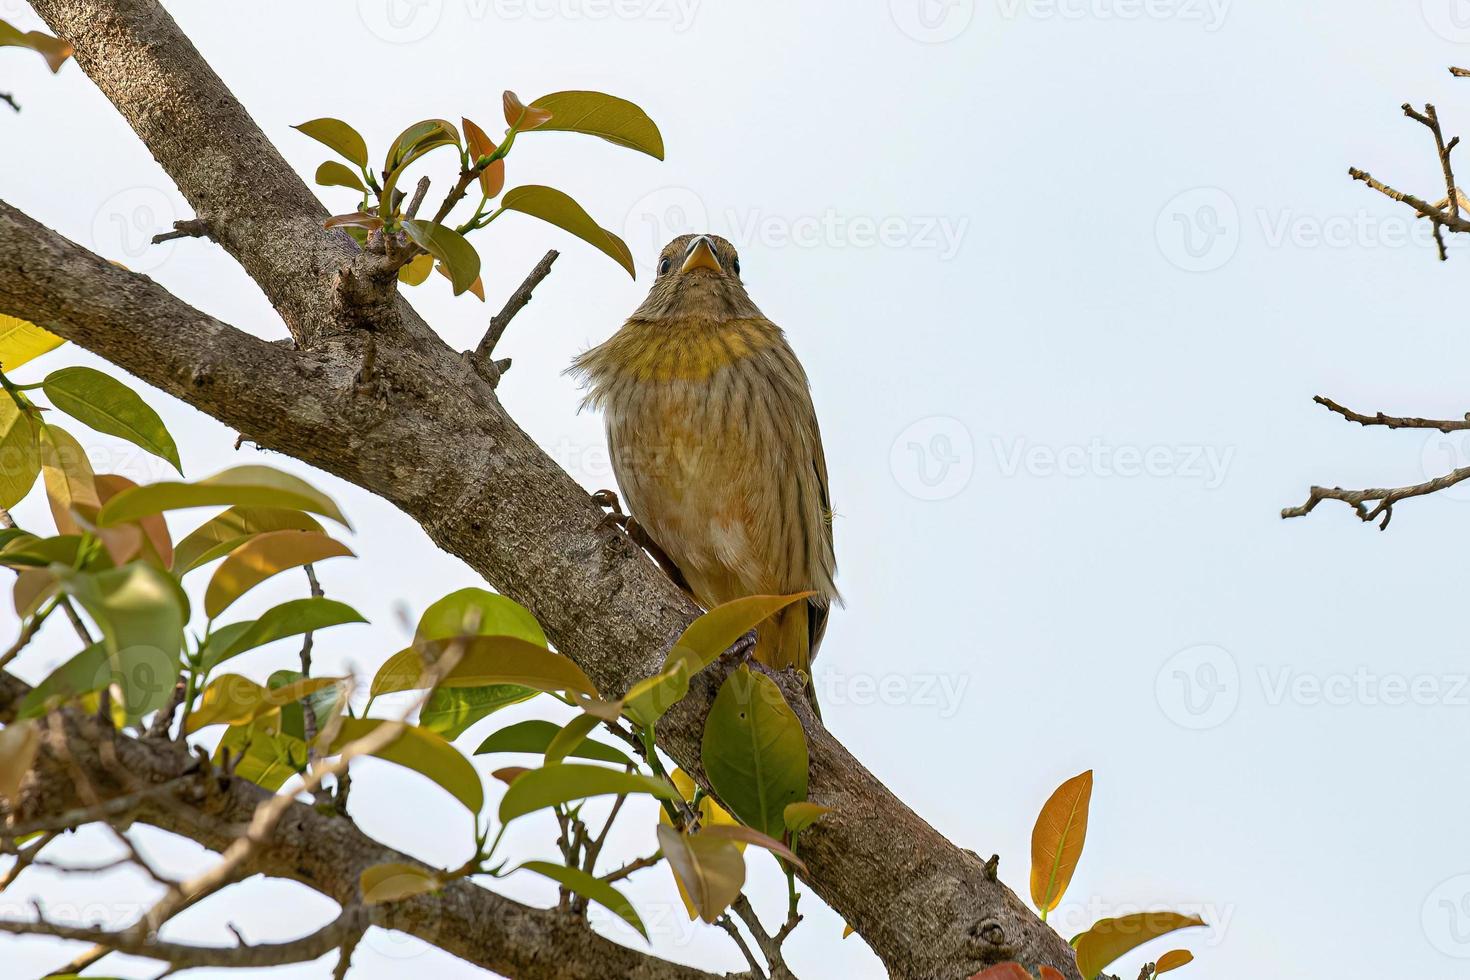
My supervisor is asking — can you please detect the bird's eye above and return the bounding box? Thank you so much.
[658,257,671,275]
[732,257,741,276]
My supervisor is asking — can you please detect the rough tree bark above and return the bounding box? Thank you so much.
[0,1,1081,977]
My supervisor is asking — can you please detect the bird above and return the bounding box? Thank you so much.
[569,233,838,690]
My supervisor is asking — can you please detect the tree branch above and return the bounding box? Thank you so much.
[7,1,1082,975]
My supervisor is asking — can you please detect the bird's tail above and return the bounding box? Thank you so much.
[756,603,821,715]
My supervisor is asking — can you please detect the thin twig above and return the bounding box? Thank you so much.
[1281,466,1470,528]
[405,177,431,220]
[150,218,211,245]
[0,93,18,113]
[1348,167,1470,234]
[1313,394,1470,432]
[715,913,766,979]
[475,249,558,363]
[0,832,59,891]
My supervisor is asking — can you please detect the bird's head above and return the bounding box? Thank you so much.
[630,234,763,322]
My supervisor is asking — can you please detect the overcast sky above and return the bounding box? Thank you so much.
[9,0,1470,977]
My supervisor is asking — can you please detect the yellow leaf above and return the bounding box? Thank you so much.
[39,426,99,535]
[656,823,745,924]
[1155,949,1194,974]
[842,922,854,939]
[186,674,341,733]
[370,635,596,699]
[397,253,434,286]
[204,529,353,619]
[661,767,744,921]
[0,314,65,369]
[1073,913,1206,980]
[1029,769,1092,917]
[325,718,483,813]
[0,396,41,509]
[0,720,40,805]
[360,862,442,904]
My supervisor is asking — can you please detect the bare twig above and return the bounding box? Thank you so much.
[1281,466,1470,528]
[0,93,18,112]
[1400,102,1462,258]
[1313,395,1470,432]
[0,903,370,969]
[150,218,211,245]
[0,832,58,891]
[475,249,558,363]
[405,176,431,220]
[716,913,766,979]
[731,894,802,980]
[1348,167,1470,234]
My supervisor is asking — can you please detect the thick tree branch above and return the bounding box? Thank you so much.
[7,1,1082,975]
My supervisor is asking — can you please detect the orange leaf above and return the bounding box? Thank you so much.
[1155,949,1194,974]
[1029,769,1093,917]
[204,529,353,618]
[502,90,552,131]
[968,966,1034,980]
[462,117,506,198]
[492,765,530,785]
[1074,913,1206,980]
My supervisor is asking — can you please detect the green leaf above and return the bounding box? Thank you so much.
[670,593,813,673]
[98,465,349,529]
[215,717,307,791]
[270,669,344,741]
[386,118,460,173]
[413,589,546,737]
[528,91,664,159]
[202,530,353,619]
[500,185,636,278]
[701,666,809,838]
[325,718,483,813]
[315,160,367,192]
[370,635,596,698]
[1073,913,1207,980]
[185,673,340,733]
[498,763,678,823]
[56,563,185,723]
[0,397,40,509]
[201,597,367,673]
[420,684,537,740]
[361,862,443,904]
[41,367,181,474]
[621,648,696,729]
[520,861,647,938]
[783,801,831,834]
[545,712,604,764]
[401,220,480,296]
[18,641,177,725]
[656,823,745,924]
[415,588,546,645]
[172,507,324,576]
[0,532,82,569]
[473,719,631,766]
[293,118,369,167]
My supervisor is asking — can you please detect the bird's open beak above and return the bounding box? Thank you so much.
[680,235,723,274]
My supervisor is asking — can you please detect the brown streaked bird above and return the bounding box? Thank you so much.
[570,234,838,689]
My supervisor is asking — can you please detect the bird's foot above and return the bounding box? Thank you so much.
[592,489,691,593]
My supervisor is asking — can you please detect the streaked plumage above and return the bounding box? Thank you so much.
[570,234,838,677]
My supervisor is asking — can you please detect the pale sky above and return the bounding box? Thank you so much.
[7,1,1470,977]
